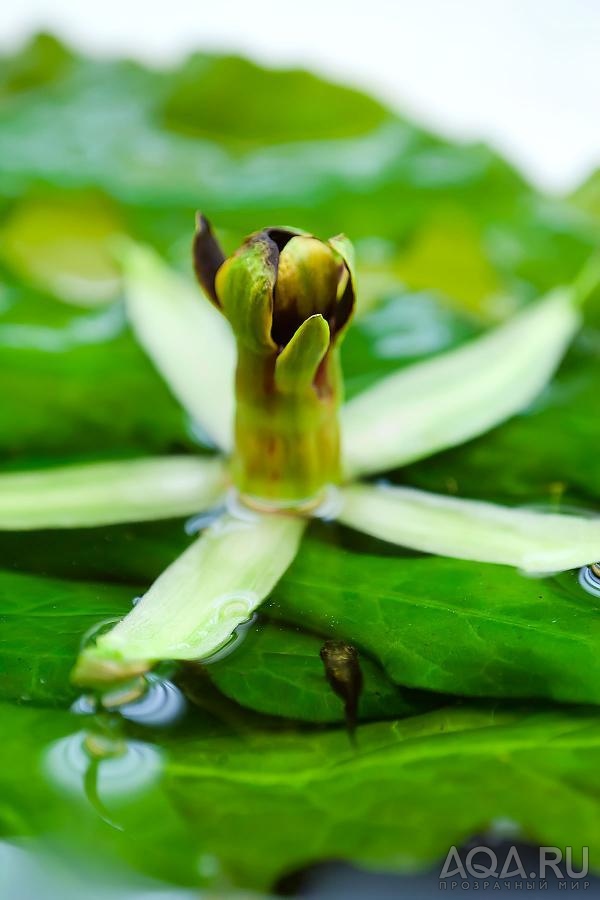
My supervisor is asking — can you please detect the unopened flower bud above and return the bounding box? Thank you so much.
[194,219,355,355]
[193,217,356,506]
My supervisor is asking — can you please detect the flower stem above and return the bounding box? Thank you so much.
[233,345,342,507]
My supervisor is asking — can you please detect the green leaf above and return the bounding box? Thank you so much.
[0,284,194,460]
[268,531,600,704]
[161,54,389,145]
[0,569,135,705]
[74,512,305,685]
[164,704,600,889]
[339,482,600,572]
[341,287,581,479]
[121,242,236,451]
[0,702,201,885]
[0,518,188,585]
[3,515,599,708]
[0,457,226,530]
[1,699,600,892]
[0,33,73,96]
[205,619,442,723]
[394,210,503,314]
[0,193,123,305]
[0,36,565,262]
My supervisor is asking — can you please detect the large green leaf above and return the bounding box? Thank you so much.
[165,704,600,889]
[268,529,600,705]
[2,700,599,892]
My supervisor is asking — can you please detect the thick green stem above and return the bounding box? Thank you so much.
[233,346,342,506]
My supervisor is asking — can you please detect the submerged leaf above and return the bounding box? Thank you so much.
[0,457,226,530]
[165,704,600,889]
[339,483,600,572]
[74,511,305,684]
[121,243,236,451]
[341,287,581,479]
[3,700,600,892]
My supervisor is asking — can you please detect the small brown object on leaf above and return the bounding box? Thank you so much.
[320,640,363,741]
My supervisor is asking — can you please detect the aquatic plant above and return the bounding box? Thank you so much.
[1,217,597,684]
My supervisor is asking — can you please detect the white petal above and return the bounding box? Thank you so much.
[341,288,580,479]
[122,243,236,451]
[338,482,600,573]
[0,457,226,529]
[73,509,305,683]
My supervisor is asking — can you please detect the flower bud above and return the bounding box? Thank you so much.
[193,217,356,507]
[194,219,355,355]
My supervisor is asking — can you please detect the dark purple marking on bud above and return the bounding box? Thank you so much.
[193,213,226,305]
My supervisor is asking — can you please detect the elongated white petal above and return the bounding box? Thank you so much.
[73,510,305,684]
[338,483,600,573]
[341,289,580,479]
[122,243,236,451]
[0,457,227,529]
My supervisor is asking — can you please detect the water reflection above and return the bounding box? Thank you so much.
[72,675,187,728]
[200,612,258,664]
[184,503,226,535]
[578,564,600,598]
[44,731,163,799]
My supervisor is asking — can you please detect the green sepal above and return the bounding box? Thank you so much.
[275,314,331,393]
[215,236,277,353]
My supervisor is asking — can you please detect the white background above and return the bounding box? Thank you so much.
[1,0,599,193]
